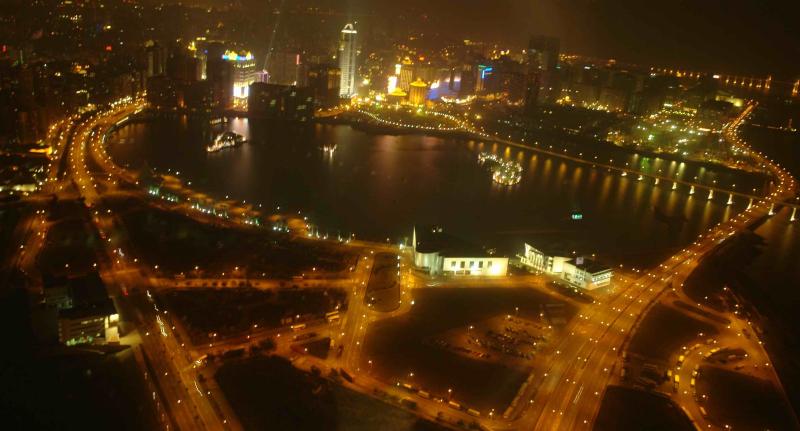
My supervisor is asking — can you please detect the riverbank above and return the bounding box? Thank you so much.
[683,220,800,422]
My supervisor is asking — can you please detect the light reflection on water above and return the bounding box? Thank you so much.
[110,120,770,268]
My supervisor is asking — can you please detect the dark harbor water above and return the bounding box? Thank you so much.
[739,124,800,413]
[109,117,764,268]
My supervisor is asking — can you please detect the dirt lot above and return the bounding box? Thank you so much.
[159,287,347,344]
[362,287,575,412]
[627,303,717,362]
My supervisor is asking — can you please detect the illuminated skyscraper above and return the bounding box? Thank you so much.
[338,23,358,98]
[396,58,414,92]
[223,50,257,107]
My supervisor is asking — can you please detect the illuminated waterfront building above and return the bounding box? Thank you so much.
[561,258,612,290]
[519,243,612,289]
[518,243,570,274]
[387,87,407,104]
[412,227,508,276]
[338,23,358,98]
[397,60,414,92]
[223,50,257,107]
[387,75,398,94]
[408,78,429,105]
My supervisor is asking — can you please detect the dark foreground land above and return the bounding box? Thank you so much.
[593,386,693,431]
[216,355,448,431]
[0,346,160,430]
[0,284,160,430]
[363,287,576,412]
[697,365,798,430]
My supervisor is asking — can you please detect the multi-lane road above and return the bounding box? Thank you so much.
[39,99,239,431]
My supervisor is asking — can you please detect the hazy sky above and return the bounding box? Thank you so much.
[356,0,800,79]
[201,0,800,79]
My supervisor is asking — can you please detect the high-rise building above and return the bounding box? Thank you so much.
[248,83,314,121]
[525,35,560,112]
[476,64,492,93]
[397,59,414,92]
[223,50,257,108]
[338,23,358,98]
[484,57,526,102]
[144,41,166,78]
[265,50,302,86]
[458,64,478,97]
[306,64,341,107]
[166,46,199,83]
[206,56,234,110]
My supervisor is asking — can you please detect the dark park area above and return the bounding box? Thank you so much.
[106,197,357,277]
[159,287,347,344]
[366,252,402,312]
[37,218,102,275]
[0,348,160,431]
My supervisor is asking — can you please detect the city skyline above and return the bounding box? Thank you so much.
[1,1,799,430]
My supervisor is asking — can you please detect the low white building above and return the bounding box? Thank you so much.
[519,243,570,274]
[412,226,508,276]
[561,257,613,290]
[519,243,612,289]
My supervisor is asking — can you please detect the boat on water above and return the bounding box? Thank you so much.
[207,132,245,153]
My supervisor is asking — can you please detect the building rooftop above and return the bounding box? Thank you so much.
[58,298,116,320]
[414,226,490,257]
[524,242,573,259]
[567,258,611,274]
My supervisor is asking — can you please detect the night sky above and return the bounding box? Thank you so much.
[345,0,800,79]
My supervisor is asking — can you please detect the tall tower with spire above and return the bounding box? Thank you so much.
[338,23,358,98]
